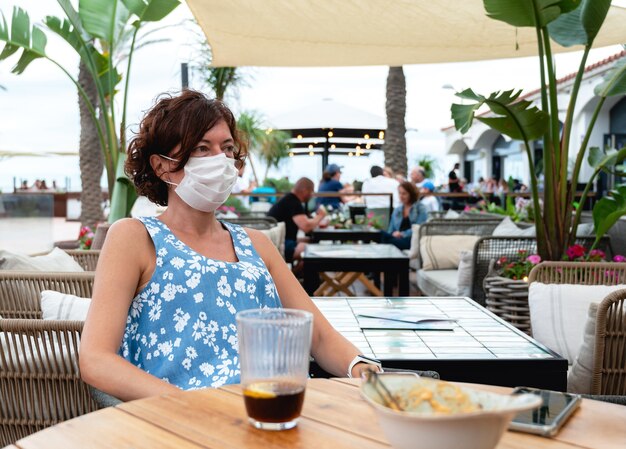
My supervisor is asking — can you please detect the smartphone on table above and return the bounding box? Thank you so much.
[509,387,582,437]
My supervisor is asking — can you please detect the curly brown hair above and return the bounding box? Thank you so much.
[125,90,248,206]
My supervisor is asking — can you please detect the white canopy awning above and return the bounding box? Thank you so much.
[186,0,626,67]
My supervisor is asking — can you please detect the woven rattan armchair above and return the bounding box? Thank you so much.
[529,262,626,395]
[470,236,612,306]
[0,319,99,445]
[64,250,100,271]
[417,219,502,265]
[0,272,95,319]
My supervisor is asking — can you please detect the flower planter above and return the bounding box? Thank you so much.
[483,275,531,335]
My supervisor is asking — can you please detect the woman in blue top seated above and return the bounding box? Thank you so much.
[79,90,379,401]
[381,181,427,250]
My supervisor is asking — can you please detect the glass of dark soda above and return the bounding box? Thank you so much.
[236,308,313,430]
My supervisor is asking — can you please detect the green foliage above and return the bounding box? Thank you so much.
[0,1,179,223]
[452,1,626,260]
[592,185,626,248]
[416,155,438,179]
[263,177,293,193]
[452,88,549,141]
[222,195,247,213]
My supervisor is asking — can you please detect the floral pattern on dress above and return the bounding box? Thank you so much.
[119,216,282,389]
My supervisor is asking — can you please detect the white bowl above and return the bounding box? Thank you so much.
[361,374,541,449]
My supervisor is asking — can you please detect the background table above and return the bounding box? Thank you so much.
[312,297,568,390]
[10,379,625,449]
[303,244,409,296]
[311,227,382,243]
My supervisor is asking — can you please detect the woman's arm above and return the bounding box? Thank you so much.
[79,219,180,401]
[248,229,370,378]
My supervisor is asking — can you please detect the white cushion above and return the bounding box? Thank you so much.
[444,209,460,219]
[408,224,421,259]
[492,216,536,236]
[567,303,598,394]
[259,222,286,257]
[416,269,459,296]
[456,250,474,297]
[41,290,91,321]
[529,283,626,364]
[0,248,84,272]
[576,223,594,236]
[420,235,479,270]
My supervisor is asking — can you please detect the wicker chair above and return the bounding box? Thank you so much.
[0,319,99,445]
[64,250,100,271]
[0,272,95,319]
[0,272,97,444]
[470,236,612,306]
[528,262,626,395]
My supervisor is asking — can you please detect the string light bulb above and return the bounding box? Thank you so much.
[309,151,314,156]
[297,134,303,139]
[328,131,334,137]
[379,131,385,139]
[364,133,370,139]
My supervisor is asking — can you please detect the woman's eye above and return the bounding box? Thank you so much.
[194,146,210,153]
[223,145,236,154]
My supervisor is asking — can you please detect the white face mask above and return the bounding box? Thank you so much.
[161,153,238,212]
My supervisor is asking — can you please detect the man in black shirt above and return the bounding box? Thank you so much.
[268,177,327,264]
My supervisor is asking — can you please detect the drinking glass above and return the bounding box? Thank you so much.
[236,308,313,430]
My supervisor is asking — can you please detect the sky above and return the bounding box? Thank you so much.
[0,0,625,193]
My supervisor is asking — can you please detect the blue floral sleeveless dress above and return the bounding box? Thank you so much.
[118,216,282,389]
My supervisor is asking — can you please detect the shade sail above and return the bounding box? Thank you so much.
[186,0,626,67]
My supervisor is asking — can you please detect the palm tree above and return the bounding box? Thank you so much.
[237,111,266,186]
[78,59,104,229]
[258,129,291,182]
[384,66,408,176]
[0,1,180,223]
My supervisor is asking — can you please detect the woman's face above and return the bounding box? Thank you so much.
[398,186,411,205]
[157,119,235,184]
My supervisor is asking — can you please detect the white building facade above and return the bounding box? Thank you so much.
[443,51,626,193]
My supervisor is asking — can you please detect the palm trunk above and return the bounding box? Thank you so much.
[384,66,407,176]
[78,60,104,229]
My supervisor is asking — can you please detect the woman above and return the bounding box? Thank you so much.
[79,90,379,401]
[381,181,427,250]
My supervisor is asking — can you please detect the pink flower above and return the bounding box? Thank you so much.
[566,244,586,260]
[527,255,541,265]
[613,254,626,263]
[589,249,605,259]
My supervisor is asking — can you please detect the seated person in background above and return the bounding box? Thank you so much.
[361,165,400,208]
[419,181,440,213]
[79,90,374,402]
[316,163,344,210]
[268,177,327,264]
[381,181,427,250]
[410,166,432,188]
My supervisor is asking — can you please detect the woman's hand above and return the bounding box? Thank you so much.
[351,362,382,379]
[392,231,403,238]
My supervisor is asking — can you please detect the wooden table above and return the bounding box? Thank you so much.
[303,244,409,296]
[9,379,625,449]
[313,297,568,390]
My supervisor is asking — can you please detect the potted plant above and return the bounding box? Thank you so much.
[452,0,626,261]
[484,245,625,334]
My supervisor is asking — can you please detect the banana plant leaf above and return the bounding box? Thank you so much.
[0,8,47,74]
[452,88,549,141]
[594,57,626,97]
[592,185,626,246]
[108,152,137,223]
[483,0,579,28]
[548,0,611,47]
[122,0,181,23]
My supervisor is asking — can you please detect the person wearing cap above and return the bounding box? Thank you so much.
[316,163,345,209]
[420,181,440,213]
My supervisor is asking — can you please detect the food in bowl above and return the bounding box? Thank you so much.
[361,373,541,449]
